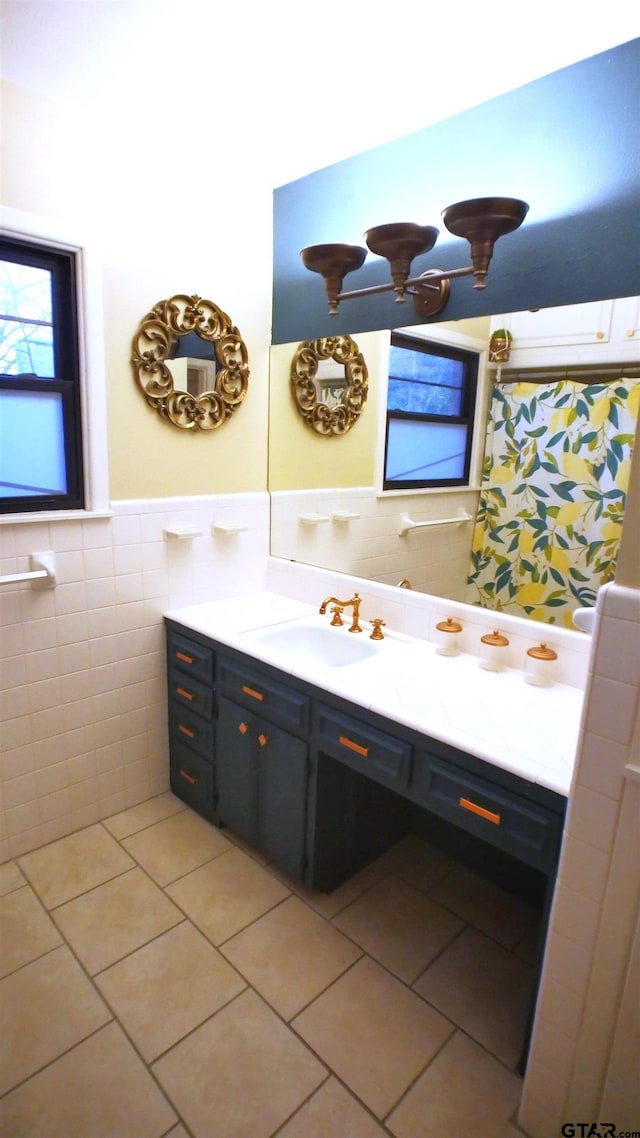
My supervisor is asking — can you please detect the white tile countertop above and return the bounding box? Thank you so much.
[165,592,585,797]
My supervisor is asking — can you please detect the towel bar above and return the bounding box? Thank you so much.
[399,510,472,536]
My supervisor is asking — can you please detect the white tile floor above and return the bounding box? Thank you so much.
[1,792,535,1138]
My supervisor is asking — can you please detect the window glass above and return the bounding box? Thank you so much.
[383,333,478,489]
[385,419,468,482]
[0,261,55,377]
[388,345,464,415]
[0,390,66,496]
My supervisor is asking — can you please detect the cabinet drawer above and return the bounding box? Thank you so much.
[415,755,561,871]
[167,630,215,685]
[219,659,309,735]
[170,742,216,821]
[170,703,214,761]
[316,705,411,790]
[168,669,214,721]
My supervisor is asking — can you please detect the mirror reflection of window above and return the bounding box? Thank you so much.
[384,333,479,489]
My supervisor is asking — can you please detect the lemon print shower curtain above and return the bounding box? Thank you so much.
[466,378,639,626]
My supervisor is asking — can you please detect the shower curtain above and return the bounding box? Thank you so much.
[465,377,639,626]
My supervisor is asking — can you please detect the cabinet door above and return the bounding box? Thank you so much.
[502,300,615,350]
[217,695,308,881]
[257,720,308,882]
[216,696,259,847]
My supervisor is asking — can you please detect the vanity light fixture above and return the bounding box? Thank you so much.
[300,197,529,317]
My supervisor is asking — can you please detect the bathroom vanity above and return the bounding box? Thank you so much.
[167,618,567,889]
[164,591,582,907]
[164,590,586,1069]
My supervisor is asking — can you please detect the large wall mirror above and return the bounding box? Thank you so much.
[268,296,640,626]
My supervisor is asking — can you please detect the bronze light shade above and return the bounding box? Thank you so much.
[364,223,439,301]
[300,196,529,314]
[300,244,367,314]
[441,197,529,288]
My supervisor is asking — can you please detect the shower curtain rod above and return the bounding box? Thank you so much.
[493,362,640,385]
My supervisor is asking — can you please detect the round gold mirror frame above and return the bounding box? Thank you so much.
[290,335,368,436]
[131,293,249,430]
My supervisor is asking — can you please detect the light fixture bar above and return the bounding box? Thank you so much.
[300,197,529,317]
[337,264,475,303]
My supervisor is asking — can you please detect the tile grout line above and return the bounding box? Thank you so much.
[123,811,536,1085]
[2,802,532,1134]
[1,875,197,1134]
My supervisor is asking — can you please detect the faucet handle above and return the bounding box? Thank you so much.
[330,605,344,626]
[370,619,386,640]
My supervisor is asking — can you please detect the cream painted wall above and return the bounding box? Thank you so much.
[1,77,271,499]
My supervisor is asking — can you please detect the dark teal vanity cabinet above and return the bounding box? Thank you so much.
[165,616,566,895]
[165,615,567,1068]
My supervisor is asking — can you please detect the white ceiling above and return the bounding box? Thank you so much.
[1,1,639,186]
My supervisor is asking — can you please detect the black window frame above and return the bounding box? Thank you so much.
[0,235,84,514]
[383,332,479,490]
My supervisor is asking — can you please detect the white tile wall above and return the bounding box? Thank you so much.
[519,582,640,1133]
[0,493,270,861]
[270,486,479,601]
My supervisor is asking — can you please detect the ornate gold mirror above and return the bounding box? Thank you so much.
[290,335,368,435]
[131,294,249,430]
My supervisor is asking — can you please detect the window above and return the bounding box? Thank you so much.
[383,332,479,490]
[0,209,108,521]
[0,235,84,513]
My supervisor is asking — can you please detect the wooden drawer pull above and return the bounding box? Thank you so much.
[258,733,269,747]
[178,724,195,739]
[176,651,194,664]
[339,735,369,758]
[176,687,194,701]
[242,685,264,702]
[179,769,198,785]
[459,797,501,825]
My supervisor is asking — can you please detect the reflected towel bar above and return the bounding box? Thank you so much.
[0,551,57,588]
[211,521,248,535]
[399,510,472,536]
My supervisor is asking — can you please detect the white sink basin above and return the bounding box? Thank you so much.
[243,619,379,669]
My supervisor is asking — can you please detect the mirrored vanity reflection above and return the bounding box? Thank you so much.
[268,297,640,627]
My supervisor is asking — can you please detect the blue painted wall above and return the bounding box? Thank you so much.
[272,39,640,344]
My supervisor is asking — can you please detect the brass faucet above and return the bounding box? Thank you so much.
[319,592,363,633]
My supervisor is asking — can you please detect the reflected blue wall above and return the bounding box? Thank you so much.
[272,39,640,344]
